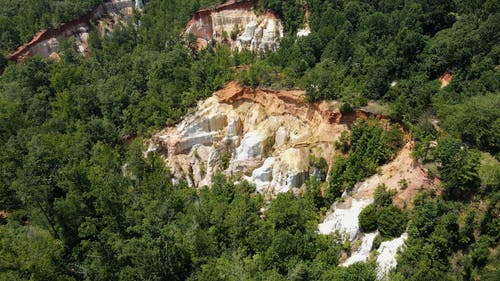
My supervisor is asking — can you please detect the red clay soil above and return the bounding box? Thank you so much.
[216,81,389,126]
[217,81,304,104]
[7,4,103,63]
[0,210,7,224]
[439,71,453,88]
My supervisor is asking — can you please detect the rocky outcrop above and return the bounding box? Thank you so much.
[376,233,408,279]
[147,82,418,196]
[146,81,438,277]
[149,82,348,194]
[147,81,423,197]
[149,82,424,196]
[8,0,143,63]
[184,0,283,52]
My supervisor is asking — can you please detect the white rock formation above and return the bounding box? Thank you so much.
[318,198,373,241]
[246,157,275,192]
[9,0,140,62]
[236,16,284,51]
[184,2,284,52]
[235,130,269,161]
[148,82,344,194]
[135,0,144,10]
[376,233,408,279]
[270,148,309,193]
[342,232,378,267]
[317,141,435,278]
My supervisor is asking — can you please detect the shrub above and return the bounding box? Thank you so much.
[377,205,407,238]
[374,184,394,207]
[339,102,353,114]
[355,96,368,107]
[230,24,240,41]
[359,204,378,232]
[220,151,231,170]
[372,234,382,250]
[308,155,328,181]
[399,178,408,190]
[334,130,350,154]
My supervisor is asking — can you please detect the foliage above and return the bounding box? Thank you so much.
[478,153,500,191]
[434,137,480,200]
[377,205,407,237]
[326,119,403,205]
[0,0,104,53]
[436,94,500,154]
[0,0,498,280]
[308,154,328,181]
[339,102,353,114]
[397,191,500,280]
[359,185,407,238]
[359,204,378,232]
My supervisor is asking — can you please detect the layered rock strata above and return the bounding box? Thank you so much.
[184,0,284,52]
[8,0,143,63]
[148,82,390,196]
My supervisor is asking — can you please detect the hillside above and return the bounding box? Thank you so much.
[0,0,498,280]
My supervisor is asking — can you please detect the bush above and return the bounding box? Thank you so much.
[334,130,350,154]
[359,204,378,232]
[399,179,408,190]
[354,96,369,107]
[372,234,382,250]
[339,102,353,114]
[374,184,394,207]
[230,24,240,41]
[308,155,328,181]
[434,137,480,200]
[377,205,408,238]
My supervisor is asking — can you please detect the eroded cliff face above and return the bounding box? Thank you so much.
[147,82,429,199]
[8,0,143,63]
[148,82,337,195]
[184,0,284,51]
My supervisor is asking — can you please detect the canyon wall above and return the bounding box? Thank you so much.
[8,0,143,63]
[146,82,430,198]
[184,0,284,51]
[148,82,338,194]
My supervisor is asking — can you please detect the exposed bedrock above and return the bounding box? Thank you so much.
[8,0,143,63]
[184,0,284,52]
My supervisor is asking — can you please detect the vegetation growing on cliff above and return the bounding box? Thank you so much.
[0,0,105,54]
[359,185,408,238]
[0,0,499,280]
[327,118,403,203]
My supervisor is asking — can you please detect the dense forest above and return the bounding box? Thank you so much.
[0,0,499,280]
